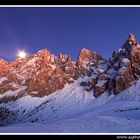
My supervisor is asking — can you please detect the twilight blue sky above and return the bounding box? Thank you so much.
[0,7,140,61]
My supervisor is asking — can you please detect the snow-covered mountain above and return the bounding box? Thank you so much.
[1,33,140,133]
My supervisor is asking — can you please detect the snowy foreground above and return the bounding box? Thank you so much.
[1,78,140,133]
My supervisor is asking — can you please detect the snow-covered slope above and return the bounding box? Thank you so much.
[0,77,96,124]
[1,33,140,133]
[1,78,140,133]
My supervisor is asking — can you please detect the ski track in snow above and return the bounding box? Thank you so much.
[1,78,140,133]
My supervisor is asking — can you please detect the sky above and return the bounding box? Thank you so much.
[0,7,140,61]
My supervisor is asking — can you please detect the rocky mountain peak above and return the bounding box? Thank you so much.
[35,49,51,65]
[1,33,140,101]
[76,48,103,69]
[36,49,51,57]
[0,58,8,64]
[80,34,140,97]
[0,59,9,77]
[106,33,140,94]
[78,48,102,62]
[129,33,136,41]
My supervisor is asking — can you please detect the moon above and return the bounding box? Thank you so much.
[18,51,27,58]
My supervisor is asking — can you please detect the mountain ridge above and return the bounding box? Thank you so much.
[0,33,140,101]
[1,33,140,130]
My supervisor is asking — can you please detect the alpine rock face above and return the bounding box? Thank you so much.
[1,33,140,129]
[81,33,140,96]
[1,33,140,100]
[0,47,103,101]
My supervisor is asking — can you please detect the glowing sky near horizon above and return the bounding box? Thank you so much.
[0,7,140,61]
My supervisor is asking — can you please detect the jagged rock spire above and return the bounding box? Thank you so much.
[2,33,140,100]
[129,33,136,41]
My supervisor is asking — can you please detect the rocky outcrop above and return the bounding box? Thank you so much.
[1,33,140,100]
[108,33,140,95]
[0,49,80,98]
[0,59,9,77]
[76,48,103,67]
[76,48,104,77]
[129,33,136,42]
[0,47,106,99]
[80,33,140,97]
[0,107,17,125]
